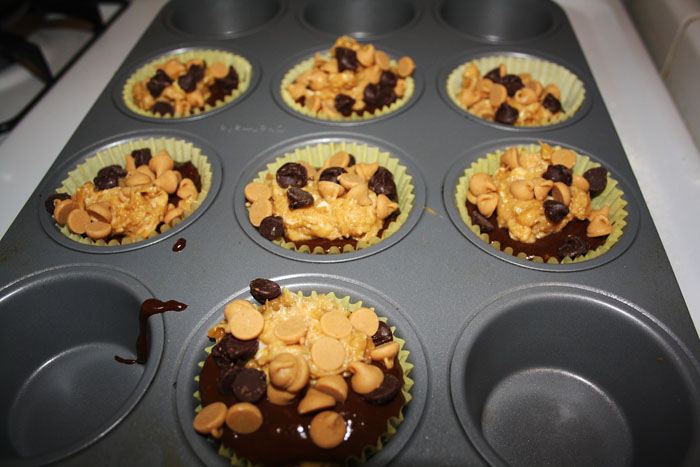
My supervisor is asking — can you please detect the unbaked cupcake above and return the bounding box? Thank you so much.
[193,278,413,466]
[45,137,212,246]
[123,49,252,118]
[280,35,416,122]
[455,142,627,263]
[446,55,585,127]
[244,141,415,254]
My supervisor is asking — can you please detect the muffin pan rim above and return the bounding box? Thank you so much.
[442,136,641,271]
[173,273,429,467]
[232,132,427,263]
[37,129,223,254]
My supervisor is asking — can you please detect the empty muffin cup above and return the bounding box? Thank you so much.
[166,0,280,37]
[438,0,558,42]
[445,54,585,127]
[0,266,163,465]
[302,0,417,37]
[450,285,700,467]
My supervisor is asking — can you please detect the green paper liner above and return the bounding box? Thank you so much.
[280,52,415,122]
[54,137,213,246]
[454,143,628,264]
[250,141,415,255]
[193,290,414,467]
[446,55,585,127]
[122,49,252,119]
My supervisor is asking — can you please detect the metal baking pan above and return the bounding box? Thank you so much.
[1,0,699,465]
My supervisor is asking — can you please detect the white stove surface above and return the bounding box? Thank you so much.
[0,0,698,338]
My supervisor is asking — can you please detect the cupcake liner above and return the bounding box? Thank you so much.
[193,290,413,466]
[280,52,415,122]
[446,55,585,127]
[454,143,628,264]
[122,49,252,119]
[249,141,415,255]
[55,137,213,246]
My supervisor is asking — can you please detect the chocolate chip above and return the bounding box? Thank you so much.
[146,69,172,98]
[319,167,347,184]
[500,74,524,97]
[368,167,397,199]
[287,187,314,209]
[188,64,205,83]
[93,174,119,191]
[250,278,282,303]
[544,200,569,223]
[377,87,397,107]
[558,234,590,259]
[495,102,518,125]
[174,161,202,191]
[484,67,501,83]
[177,72,197,93]
[583,167,608,196]
[211,334,259,368]
[379,70,397,89]
[372,321,393,347]
[216,365,242,395]
[233,368,267,403]
[335,93,355,117]
[259,216,284,240]
[131,148,152,168]
[216,66,239,94]
[276,162,308,189]
[96,164,127,179]
[542,93,562,114]
[347,154,356,167]
[362,373,401,405]
[363,83,380,106]
[44,193,71,214]
[152,101,174,116]
[335,46,357,72]
[543,164,572,185]
[470,209,494,233]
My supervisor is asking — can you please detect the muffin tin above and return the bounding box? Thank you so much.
[1,0,699,465]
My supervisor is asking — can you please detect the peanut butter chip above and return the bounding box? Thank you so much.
[397,56,415,77]
[489,83,507,108]
[298,388,337,415]
[209,61,229,79]
[248,199,273,227]
[349,361,384,394]
[310,411,347,449]
[319,311,352,339]
[66,209,91,234]
[374,50,391,71]
[225,402,263,435]
[551,149,577,169]
[315,375,349,403]
[85,221,112,240]
[311,337,346,371]
[193,401,227,438]
[325,151,351,168]
[274,316,307,344]
[86,203,112,223]
[349,307,379,336]
[370,341,400,369]
[226,302,264,341]
[244,182,273,203]
[267,384,297,406]
[54,199,79,225]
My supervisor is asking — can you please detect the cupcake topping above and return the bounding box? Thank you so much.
[458,62,564,126]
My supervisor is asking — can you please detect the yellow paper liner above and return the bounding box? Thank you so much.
[249,141,415,255]
[446,55,586,127]
[193,290,414,467]
[54,137,213,246]
[454,144,628,264]
[280,52,415,122]
[122,49,252,119]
